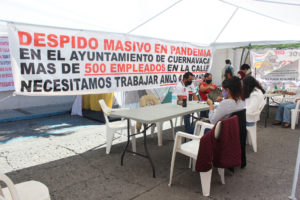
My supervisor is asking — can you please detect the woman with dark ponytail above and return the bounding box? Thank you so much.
[207,76,245,124]
[243,76,266,126]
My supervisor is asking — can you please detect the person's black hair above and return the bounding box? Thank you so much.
[243,76,265,99]
[222,76,242,102]
[240,63,250,70]
[225,59,231,64]
[183,72,194,79]
[204,73,211,78]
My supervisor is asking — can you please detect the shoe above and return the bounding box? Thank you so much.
[282,123,291,128]
[272,121,282,125]
[241,159,246,169]
[228,167,235,173]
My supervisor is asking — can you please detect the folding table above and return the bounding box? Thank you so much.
[110,102,210,178]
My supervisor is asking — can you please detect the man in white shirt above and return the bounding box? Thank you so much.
[175,72,199,133]
[175,72,198,101]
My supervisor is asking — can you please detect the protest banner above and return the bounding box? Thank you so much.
[8,23,212,96]
[0,37,14,91]
[251,48,300,83]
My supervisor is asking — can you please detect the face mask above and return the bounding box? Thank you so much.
[185,81,192,86]
[222,90,228,99]
[205,80,212,84]
[246,69,251,75]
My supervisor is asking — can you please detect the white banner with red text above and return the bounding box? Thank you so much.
[7,23,212,96]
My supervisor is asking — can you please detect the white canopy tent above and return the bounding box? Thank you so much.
[0,0,300,110]
[1,1,300,193]
[0,0,300,46]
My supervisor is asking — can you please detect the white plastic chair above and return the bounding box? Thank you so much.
[291,100,300,130]
[0,171,50,200]
[99,99,136,154]
[175,111,201,129]
[246,101,266,152]
[136,95,175,146]
[168,121,225,197]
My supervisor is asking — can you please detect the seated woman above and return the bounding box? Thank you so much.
[243,76,266,126]
[199,73,222,101]
[273,91,300,128]
[207,76,245,124]
[199,73,222,118]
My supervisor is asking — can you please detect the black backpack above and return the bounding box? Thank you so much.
[224,66,233,79]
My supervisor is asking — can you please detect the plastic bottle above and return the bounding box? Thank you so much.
[171,89,177,106]
[182,96,187,107]
[188,91,193,101]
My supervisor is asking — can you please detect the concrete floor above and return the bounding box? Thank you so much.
[0,107,300,200]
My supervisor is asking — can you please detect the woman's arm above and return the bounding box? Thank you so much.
[192,93,199,101]
[199,84,210,92]
[207,99,214,111]
[209,84,217,90]
[208,100,230,124]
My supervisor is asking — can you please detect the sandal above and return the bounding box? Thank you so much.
[272,121,282,125]
[282,123,291,128]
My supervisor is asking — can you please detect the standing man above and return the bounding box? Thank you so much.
[175,72,199,134]
[221,59,234,81]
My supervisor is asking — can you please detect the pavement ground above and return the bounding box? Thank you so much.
[0,106,300,200]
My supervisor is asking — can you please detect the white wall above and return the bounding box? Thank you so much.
[0,91,75,110]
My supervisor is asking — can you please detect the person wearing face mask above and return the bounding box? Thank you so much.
[207,76,247,168]
[199,73,222,118]
[207,76,245,124]
[237,64,251,80]
[222,88,228,99]
[175,72,199,102]
[199,73,218,101]
[174,72,199,134]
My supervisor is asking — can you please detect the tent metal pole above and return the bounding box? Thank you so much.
[239,43,251,66]
[245,43,251,64]
[127,0,183,34]
[240,48,245,67]
[212,7,239,43]
[289,137,300,200]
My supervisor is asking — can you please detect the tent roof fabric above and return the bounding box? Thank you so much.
[0,0,300,46]
[211,40,300,49]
